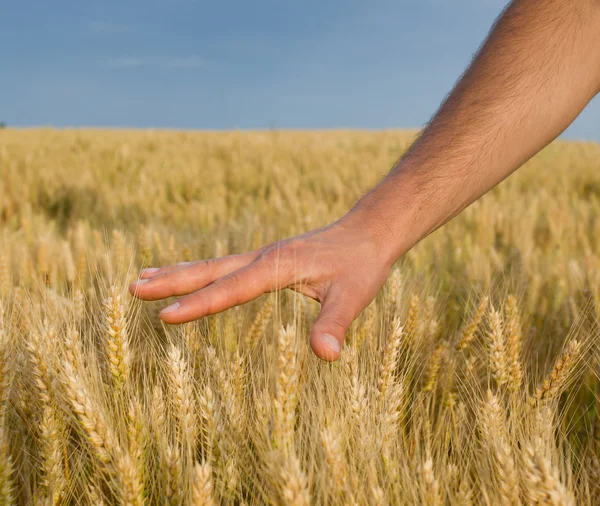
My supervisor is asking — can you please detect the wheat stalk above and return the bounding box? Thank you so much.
[487,308,508,387]
[103,285,131,391]
[273,324,300,453]
[62,360,117,464]
[127,399,147,501]
[62,360,143,504]
[423,342,447,393]
[535,340,582,403]
[0,427,13,506]
[167,344,197,452]
[344,346,367,430]
[320,422,348,496]
[480,391,520,506]
[522,437,575,506]
[456,296,489,351]
[386,268,402,318]
[421,458,442,506]
[0,303,10,425]
[72,288,85,321]
[39,405,64,506]
[0,251,10,296]
[162,442,183,506]
[504,295,523,393]
[247,299,273,349]
[151,385,167,436]
[356,300,377,348]
[278,453,310,506]
[198,382,218,469]
[404,294,420,341]
[377,318,403,404]
[206,347,244,434]
[27,323,58,406]
[192,462,215,506]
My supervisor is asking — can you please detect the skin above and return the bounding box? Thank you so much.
[130,0,600,362]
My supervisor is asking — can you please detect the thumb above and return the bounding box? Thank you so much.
[310,287,360,362]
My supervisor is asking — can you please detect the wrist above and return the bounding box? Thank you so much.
[340,164,446,267]
[338,185,417,268]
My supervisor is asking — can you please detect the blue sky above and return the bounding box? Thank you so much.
[1,0,598,140]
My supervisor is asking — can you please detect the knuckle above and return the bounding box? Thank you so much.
[223,271,241,288]
[193,259,212,271]
[329,309,352,329]
[155,271,172,284]
[315,315,348,336]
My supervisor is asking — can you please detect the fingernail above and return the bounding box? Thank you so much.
[131,279,149,286]
[142,267,160,275]
[320,333,341,354]
[160,302,180,315]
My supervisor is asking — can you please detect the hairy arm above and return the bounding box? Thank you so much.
[131,0,600,362]
[348,0,600,263]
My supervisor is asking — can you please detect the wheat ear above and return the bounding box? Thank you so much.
[167,344,197,452]
[273,324,300,453]
[487,307,508,387]
[456,296,489,351]
[504,295,523,393]
[192,462,215,506]
[386,268,402,318]
[0,427,13,506]
[421,458,442,506]
[423,342,447,393]
[377,318,403,404]
[39,405,64,505]
[0,303,10,425]
[404,294,420,341]
[279,453,310,506]
[535,340,582,403]
[480,390,519,506]
[523,437,575,506]
[320,422,348,496]
[103,285,131,391]
[247,299,273,349]
[62,360,143,505]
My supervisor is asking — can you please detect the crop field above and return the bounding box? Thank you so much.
[1,128,600,505]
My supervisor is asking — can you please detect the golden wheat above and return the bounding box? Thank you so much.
[0,129,599,504]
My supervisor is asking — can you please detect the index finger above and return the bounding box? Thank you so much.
[159,256,293,324]
[129,252,259,301]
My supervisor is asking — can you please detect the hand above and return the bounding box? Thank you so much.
[128,217,394,361]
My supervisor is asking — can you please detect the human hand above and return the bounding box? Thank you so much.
[128,217,395,361]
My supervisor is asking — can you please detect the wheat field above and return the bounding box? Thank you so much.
[1,128,600,505]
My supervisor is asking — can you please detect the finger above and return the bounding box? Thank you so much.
[159,259,289,324]
[310,285,363,362]
[129,252,257,301]
[139,262,191,279]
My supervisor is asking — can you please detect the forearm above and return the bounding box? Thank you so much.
[347,0,600,265]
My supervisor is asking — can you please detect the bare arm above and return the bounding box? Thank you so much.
[348,0,600,264]
[130,0,600,361]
